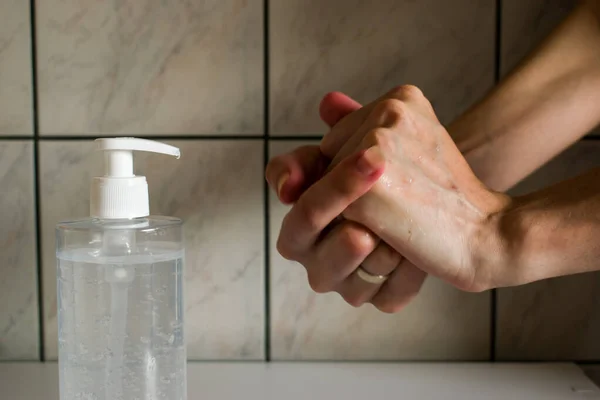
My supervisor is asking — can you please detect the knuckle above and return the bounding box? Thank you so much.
[307,273,331,294]
[378,98,408,116]
[276,235,296,261]
[374,301,405,314]
[373,99,408,127]
[337,224,375,259]
[401,84,424,99]
[341,292,366,308]
[265,157,284,184]
[365,127,394,149]
[390,84,424,100]
[293,202,320,233]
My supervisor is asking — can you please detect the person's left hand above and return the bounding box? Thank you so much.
[276,85,512,305]
[266,94,420,312]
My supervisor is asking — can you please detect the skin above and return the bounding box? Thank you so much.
[265,0,600,312]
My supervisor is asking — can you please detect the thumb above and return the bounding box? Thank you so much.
[319,92,362,128]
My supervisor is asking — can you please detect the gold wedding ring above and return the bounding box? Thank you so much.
[356,266,389,284]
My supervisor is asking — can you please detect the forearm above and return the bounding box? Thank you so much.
[448,1,600,191]
[491,167,600,287]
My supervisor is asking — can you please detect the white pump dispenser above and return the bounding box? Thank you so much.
[90,137,180,219]
[57,136,187,400]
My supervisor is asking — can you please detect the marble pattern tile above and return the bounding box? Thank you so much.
[0,141,38,359]
[582,365,600,388]
[497,141,600,360]
[36,0,263,136]
[269,141,491,360]
[270,0,495,135]
[40,140,265,360]
[501,0,576,76]
[500,1,600,137]
[0,1,33,136]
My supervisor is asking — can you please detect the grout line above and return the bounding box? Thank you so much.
[2,134,598,143]
[0,135,331,141]
[268,135,323,141]
[0,136,35,140]
[29,0,45,362]
[0,359,599,364]
[494,0,503,83]
[490,0,503,363]
[30,134,267,141]
[262,0,271,362]
[2,133,597,142]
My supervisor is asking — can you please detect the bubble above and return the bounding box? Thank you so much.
[147,356,156,371]
[114,268,127,279]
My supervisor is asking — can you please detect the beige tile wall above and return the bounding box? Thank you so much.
[497,0,600,362]
[36,0,263,135]
[497,142,600,360]
[39,140,265,360]
[270,0,495,135]
[0,0,33,135]
[0,142,38,360]
[0,0,598,365]
[501,0,576,76]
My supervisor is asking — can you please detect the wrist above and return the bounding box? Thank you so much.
[467,190,517,291]
[472,192,556,290]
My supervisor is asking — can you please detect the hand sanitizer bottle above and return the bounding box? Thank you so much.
[56,138,186,400]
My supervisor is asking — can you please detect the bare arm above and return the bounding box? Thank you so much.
[449,1,600,191]
[491,167,600,287]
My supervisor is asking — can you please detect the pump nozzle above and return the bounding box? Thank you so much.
[90,137,181,219]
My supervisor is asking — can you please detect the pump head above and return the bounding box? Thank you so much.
[90,137,180,219]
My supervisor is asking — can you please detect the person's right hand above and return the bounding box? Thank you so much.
[266,93,427,312]
[277,86,512,300]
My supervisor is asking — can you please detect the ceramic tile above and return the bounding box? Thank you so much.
[268,141,491,360]
[582,365,600,387]
[0,141,38,359]
[500,1,600,137]
[501,0,576,76]
[497,141,600,360]
[40,140,265,360]
[270,0,495,135]
[36,0,263,136]
[0,1,33,136]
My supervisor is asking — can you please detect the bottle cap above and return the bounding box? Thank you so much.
[90,137,180,219]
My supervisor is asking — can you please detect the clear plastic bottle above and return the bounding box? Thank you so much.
[57,138,187,400]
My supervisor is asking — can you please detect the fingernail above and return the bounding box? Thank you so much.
[356,146,385,176]
[277,173,289,197]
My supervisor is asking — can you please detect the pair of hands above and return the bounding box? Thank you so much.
[266,86,511,313]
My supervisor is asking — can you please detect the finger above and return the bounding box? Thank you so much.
[265,145,329,204]
[305,221,378,293]
[320,103,372,160]
[320,85,431,161]
[319,92,362,127]
[337,241,402,307]
[361,241,403,276]
[370,259,428,313]
[330,93,416,172]
[277,146,385,259]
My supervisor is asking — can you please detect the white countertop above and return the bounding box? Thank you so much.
[1,362,598,399]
